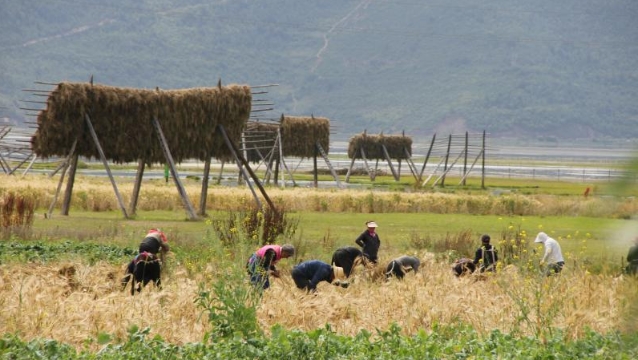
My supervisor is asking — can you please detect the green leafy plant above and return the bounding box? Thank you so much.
[194,266,262,341]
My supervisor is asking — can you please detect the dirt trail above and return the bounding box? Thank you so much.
[311,0,373,73]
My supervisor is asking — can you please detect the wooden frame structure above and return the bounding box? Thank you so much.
[29,78,276,219]
[239,114,341,188]
[346,130,414,182]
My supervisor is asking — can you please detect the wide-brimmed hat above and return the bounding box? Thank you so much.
[333,266,346,280]
[534,232,548,243]
[366,221,378,228]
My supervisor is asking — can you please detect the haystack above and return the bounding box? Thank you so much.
[31,82,252,164]
[347,133,412,160]
[280,115,330,158]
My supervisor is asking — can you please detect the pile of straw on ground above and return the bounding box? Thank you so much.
[347,133,412,160]
[31,82,252,164]
[280,115,330,158]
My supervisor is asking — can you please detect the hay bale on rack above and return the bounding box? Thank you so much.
[280,115,330,158]
[347,133,412,160]
[31,82,252,164]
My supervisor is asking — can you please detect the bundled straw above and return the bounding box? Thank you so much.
[31,82,252,164]
[347,133,412,160]
[280,115,330,158]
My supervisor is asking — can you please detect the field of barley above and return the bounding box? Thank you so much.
[1,173,637,358]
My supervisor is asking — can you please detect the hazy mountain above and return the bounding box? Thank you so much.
[1,0,637,142]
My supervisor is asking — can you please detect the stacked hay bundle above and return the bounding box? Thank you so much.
[243,121,279,164]
[280,115,330,158]
[347,133,412,160]
[31,82,252,164]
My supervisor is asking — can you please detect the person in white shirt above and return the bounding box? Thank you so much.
[534,232,565,276]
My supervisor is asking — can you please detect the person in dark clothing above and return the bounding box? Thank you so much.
[121,229,170,294]
[246,244,295,290]
[473,234,498,273]
[138,228,170,264]
[385,255,420,279]
[331,246,366,278]
[291,260,348,293]
[626,237,638,275]
[452,258,476,277]
[355,221,381,264]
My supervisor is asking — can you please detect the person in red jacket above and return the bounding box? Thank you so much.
[246,244,295,290]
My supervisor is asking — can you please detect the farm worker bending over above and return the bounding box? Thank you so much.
[291,260,348,293]
[139,228,170,265]
[246,244,295,290]
[626,237,638,275]
[534,232,565,276]
[385,255,421,279]
[355,221,381,265]
[121,228,170,291]
[473,234,498,273]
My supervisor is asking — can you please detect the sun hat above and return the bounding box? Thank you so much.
[332,266,346,280]
[366,221,378,228]
[534,232,548,243]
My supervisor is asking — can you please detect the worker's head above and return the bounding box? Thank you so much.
[281,244,295,258]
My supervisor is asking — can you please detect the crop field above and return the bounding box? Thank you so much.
[1,173,637,358]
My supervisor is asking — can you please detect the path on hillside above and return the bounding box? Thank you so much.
[311,0,373,73]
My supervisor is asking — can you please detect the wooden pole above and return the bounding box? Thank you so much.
[316,141,342,188]
[218,124,278,211]
[313,142,318,188]
[419,133,436,182]
[441,134,452,187]
[463,132,469,186]
[129,159,145,216]
[216,161,225,185]
[199,157,211,216]
[381,144,398,181]
[21,154,38,177]
[7,154,34,175]
[345,148,357,183]
[48,140,77,218]
[60,152,78,216]
[85,114,129,219]
[481,130,486,189]
[152,117,198,220]
[458,150,483,185]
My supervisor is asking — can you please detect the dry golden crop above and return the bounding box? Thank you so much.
[0,254,632,352]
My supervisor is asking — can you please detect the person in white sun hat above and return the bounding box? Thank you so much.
[355,220,381,265]
[534,231,565,276]
[290,260,349,293]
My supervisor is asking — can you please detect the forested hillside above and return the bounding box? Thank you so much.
[1,0,637,141]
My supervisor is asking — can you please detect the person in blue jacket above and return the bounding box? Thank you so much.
[291,260,348,293]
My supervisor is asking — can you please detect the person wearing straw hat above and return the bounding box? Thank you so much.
[534,232,565,276]
[290,260,348,293]
[473,234,498,273]
[246,244,295,290]
[355,220,381,265]
[625,237,638,275]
